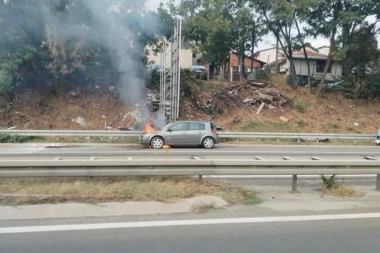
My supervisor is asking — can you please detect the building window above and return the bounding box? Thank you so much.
[316,60,331,73]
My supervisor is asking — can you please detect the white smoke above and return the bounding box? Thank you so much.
[83,0,159,105]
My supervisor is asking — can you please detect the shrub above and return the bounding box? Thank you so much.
[321,175,337,189]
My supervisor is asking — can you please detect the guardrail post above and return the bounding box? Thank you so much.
[198,175,203,184]
[291,175,299,193]
[376,174,380,192]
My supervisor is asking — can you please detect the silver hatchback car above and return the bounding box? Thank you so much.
[139,121,221,149]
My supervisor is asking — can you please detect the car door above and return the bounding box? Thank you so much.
[187,122,206,145]
[165,122,188,146]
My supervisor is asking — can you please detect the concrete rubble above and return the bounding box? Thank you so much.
[72,116,91,128]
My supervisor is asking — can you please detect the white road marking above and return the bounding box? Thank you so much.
[1,213,380,234]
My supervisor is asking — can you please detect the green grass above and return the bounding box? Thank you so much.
[236,188,263,205]
[0,134,41,143]
[291,99,312,113]
[242,121,294,132]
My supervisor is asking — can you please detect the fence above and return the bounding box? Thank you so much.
[0,157,379,192]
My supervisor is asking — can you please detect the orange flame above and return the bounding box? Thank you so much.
[145,123,155,133]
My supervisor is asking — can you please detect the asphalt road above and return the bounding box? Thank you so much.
[1,143,380,157]
[1,217,380,253]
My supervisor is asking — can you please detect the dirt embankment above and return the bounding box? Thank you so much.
[1,74,379,134]
[180,74,380,134]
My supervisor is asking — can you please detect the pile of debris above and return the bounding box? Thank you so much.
[225,80,289,108]
[191,79,290,116]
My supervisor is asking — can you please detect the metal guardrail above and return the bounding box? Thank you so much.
[0,158,379,192]
[0,130,376,140]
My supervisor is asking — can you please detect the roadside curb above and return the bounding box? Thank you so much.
[0,196,228,220]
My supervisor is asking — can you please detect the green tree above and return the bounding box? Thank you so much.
[172,0,262,80]
[0,0,161,98]
[0,0,45,93]
[251,0,300,88]
[306,0,379,97]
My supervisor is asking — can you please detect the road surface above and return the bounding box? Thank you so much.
[1,214,380,253]
[1,143,380,157]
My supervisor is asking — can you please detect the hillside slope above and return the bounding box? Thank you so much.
[1,75,379,134]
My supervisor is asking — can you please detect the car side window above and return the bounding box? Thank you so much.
[189,123,205,130]
[170,122,188,131]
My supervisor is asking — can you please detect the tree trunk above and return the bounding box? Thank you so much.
[251,22,256,74]
[295,19,312,93]
[240,45,245,81]
[341,58,351,77]
[316,37,335,98]
[219,61,225,81]
[289,57,297,89]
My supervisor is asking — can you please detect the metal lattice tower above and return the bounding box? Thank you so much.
[158,19,182,128]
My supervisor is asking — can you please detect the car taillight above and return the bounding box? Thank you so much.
[212,129,217,134]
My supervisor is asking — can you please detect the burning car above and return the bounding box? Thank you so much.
[139,120,221,149]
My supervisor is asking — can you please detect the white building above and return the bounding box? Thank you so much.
[262,46,342,82]
[290,50,342,81]
[145,39,193,69]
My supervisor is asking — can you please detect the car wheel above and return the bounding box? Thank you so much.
[150,137,164,149]
[202,137,214,149]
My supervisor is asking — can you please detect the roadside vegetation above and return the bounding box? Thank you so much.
[320,175,365,198]
[0,134,40,143]
[0,177,261,206]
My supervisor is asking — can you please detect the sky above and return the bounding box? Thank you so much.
[145,0,377,52]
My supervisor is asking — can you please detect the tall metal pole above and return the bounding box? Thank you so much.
[176,18,182,119]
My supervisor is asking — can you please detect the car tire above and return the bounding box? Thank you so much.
[202,137,215,149]
[150,137,164,149]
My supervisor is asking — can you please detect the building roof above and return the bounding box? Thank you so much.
[267,58,287,67]
[292,50,329,60]
[292,49,341,61]
[230,52,267,65]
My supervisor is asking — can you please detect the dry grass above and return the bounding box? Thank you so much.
[26,136,139,144]
[2,74,379,137]
[0,177,259,205]
[321,185,366,198]
[222,138,374,146]
[214,74,380,135]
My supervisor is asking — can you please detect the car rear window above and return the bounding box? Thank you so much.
[189,122,205,130]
